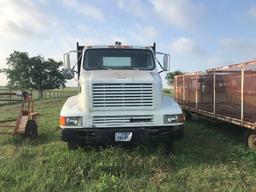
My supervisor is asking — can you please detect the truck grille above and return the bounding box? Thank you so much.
[92,83,154,108]
[93,115,154,127]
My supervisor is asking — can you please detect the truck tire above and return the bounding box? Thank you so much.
[184,110,192,121]
[243,129,256,149]
[67,142,79,150]
[24,120,38,140]
[163,141,173,154]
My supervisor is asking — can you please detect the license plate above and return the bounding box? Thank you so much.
[115,132,133,142]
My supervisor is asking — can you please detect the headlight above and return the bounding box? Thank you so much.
[59,116,82,126]
[164,114,184,124]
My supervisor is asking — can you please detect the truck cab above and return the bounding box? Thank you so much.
[60,42,184,149]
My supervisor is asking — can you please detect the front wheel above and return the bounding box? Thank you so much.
[24,120,38,140]
[243,129,256,149]
[67,142,79,150]
[163,140,173,154]
[184,110,192,121]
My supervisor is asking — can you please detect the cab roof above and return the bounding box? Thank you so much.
[84,45,154,51]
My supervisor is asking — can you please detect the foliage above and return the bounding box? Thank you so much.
[0,98,256,191]
[165,70,183,85]
[163,88,172,96]
[1,51,65,97]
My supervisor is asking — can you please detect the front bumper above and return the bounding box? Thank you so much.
[61,125,183,145]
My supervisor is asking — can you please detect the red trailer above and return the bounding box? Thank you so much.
[174,60,256,148]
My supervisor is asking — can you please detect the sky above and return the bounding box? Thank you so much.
[1,0,256,87]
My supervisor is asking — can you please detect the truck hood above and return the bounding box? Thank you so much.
[81,70,154,83]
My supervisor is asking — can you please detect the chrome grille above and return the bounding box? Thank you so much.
[93,115,154,127]
[92,83,153,108]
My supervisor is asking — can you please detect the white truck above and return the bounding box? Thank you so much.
[60,42,184,150]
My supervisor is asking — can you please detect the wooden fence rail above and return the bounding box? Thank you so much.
[0,89,79,104]
[41,90,78,100]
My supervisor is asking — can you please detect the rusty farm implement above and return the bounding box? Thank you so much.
[0,91,39,139]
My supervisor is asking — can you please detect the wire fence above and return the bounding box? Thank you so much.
[0,88,79,105]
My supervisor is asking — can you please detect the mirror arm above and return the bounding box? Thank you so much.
[71,51,83,72]
[156,51,166,55]
[158,70,164,74]
[65,50,81,54]
[155,56,165,70]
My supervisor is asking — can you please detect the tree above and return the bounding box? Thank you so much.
[1,51,66,98]
[165,70,183,86]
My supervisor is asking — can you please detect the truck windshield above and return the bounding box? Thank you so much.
[83,49,155,70]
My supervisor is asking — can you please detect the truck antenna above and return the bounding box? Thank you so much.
[153,42,156,55]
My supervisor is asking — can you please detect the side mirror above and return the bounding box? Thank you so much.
[63,53,74,79]
[64,53,71,69]
[63,68,74,80]
[163,54,170,71]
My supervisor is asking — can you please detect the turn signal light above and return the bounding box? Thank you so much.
[59,116,66,126]
[178,114,185,122]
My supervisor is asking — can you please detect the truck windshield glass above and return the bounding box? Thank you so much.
[84,49,154,70]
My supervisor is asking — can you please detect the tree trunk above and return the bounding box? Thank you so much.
[39,90,44,99]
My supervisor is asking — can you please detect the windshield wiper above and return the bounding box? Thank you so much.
[101,66,112,70]
[125,66,139,70]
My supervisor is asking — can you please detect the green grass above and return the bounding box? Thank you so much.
[0,99,256,191]
[162,88,172,96]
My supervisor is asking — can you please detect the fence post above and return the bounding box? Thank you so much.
[183,75,185,105]
[241,64,244,122]
[9,89,11,103]
[30,89,33,99]
[174,76,177,100]
[196,74,198,109]
[213,70,216,114]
